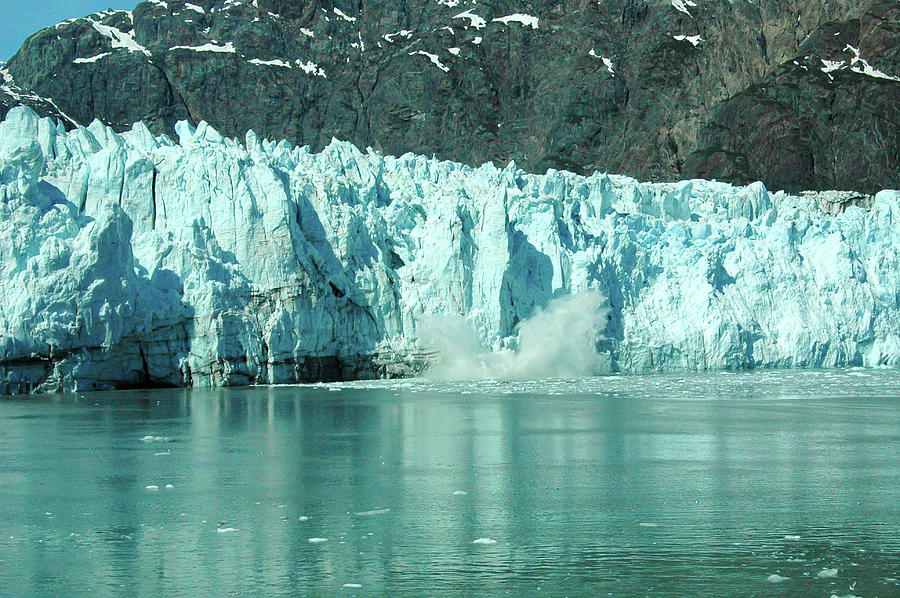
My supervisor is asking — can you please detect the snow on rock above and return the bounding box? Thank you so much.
[820,45,900,81]
[1,106,899,394]
[409,50,450,72]
[248,58,293,68]
[493,14,539,29]
[170,42,236,53]
[672,0,697,17]
[673,34,703,47]
[88,16,152,57]
[453,10,486,30]
[74,52,112,64]
[589,50,615,74]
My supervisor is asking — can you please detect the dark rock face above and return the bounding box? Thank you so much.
[2,0,898,193]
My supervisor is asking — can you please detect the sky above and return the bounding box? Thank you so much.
[0,1,134,62]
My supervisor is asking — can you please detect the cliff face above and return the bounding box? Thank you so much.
[2,0,898,194]
[1,107,898,394]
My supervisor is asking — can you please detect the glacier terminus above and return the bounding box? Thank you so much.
[0,106,898,394]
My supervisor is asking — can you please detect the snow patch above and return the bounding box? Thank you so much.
[74,53,111,64]
[171,42,236,53]
[453,10,486,30]
[671,0,697,17]
[493,14,539,29]
[409,50,450,72]
[673,34,703,47]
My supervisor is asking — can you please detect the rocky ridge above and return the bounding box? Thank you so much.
[1,0,898,194]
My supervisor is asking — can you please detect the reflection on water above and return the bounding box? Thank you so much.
[1,370,899,597]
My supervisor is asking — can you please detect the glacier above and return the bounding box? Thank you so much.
[0,105,899,394]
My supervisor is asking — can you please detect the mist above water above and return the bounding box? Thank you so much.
[417,291,609,380]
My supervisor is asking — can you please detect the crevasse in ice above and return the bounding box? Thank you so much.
[1,106,898,393]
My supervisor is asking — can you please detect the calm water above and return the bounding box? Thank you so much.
[1,370,899,597]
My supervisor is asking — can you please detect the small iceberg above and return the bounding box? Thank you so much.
[473,538,497,545]
[767,574,790,583]
[818,568,839,579]
[354,508,390,517]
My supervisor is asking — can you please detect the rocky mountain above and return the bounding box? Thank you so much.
[1,0,898,194]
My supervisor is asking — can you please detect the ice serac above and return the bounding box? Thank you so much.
[1,106,899,394]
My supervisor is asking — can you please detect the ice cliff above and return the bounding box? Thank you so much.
[1,106,898,394]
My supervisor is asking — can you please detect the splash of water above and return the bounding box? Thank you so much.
[417,291,609,380]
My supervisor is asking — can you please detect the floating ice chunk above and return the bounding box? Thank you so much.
[452,490,468,496]
[473,537,497,545]
[308,537,328,543]
[818,568,839,579]
[767,574,790,583]
[355,508,390,516]
[217,527,239,533]
[146,485,159,491]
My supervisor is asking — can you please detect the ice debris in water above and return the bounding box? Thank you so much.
[1,106,900,394]
[767,574,790,583]
[354,508,390,516]
[473,538,497,545]
[818,568,839,579]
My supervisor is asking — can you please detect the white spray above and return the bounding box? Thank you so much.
[417,291,609,380]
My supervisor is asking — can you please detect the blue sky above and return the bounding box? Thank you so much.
[0,1,134,62]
